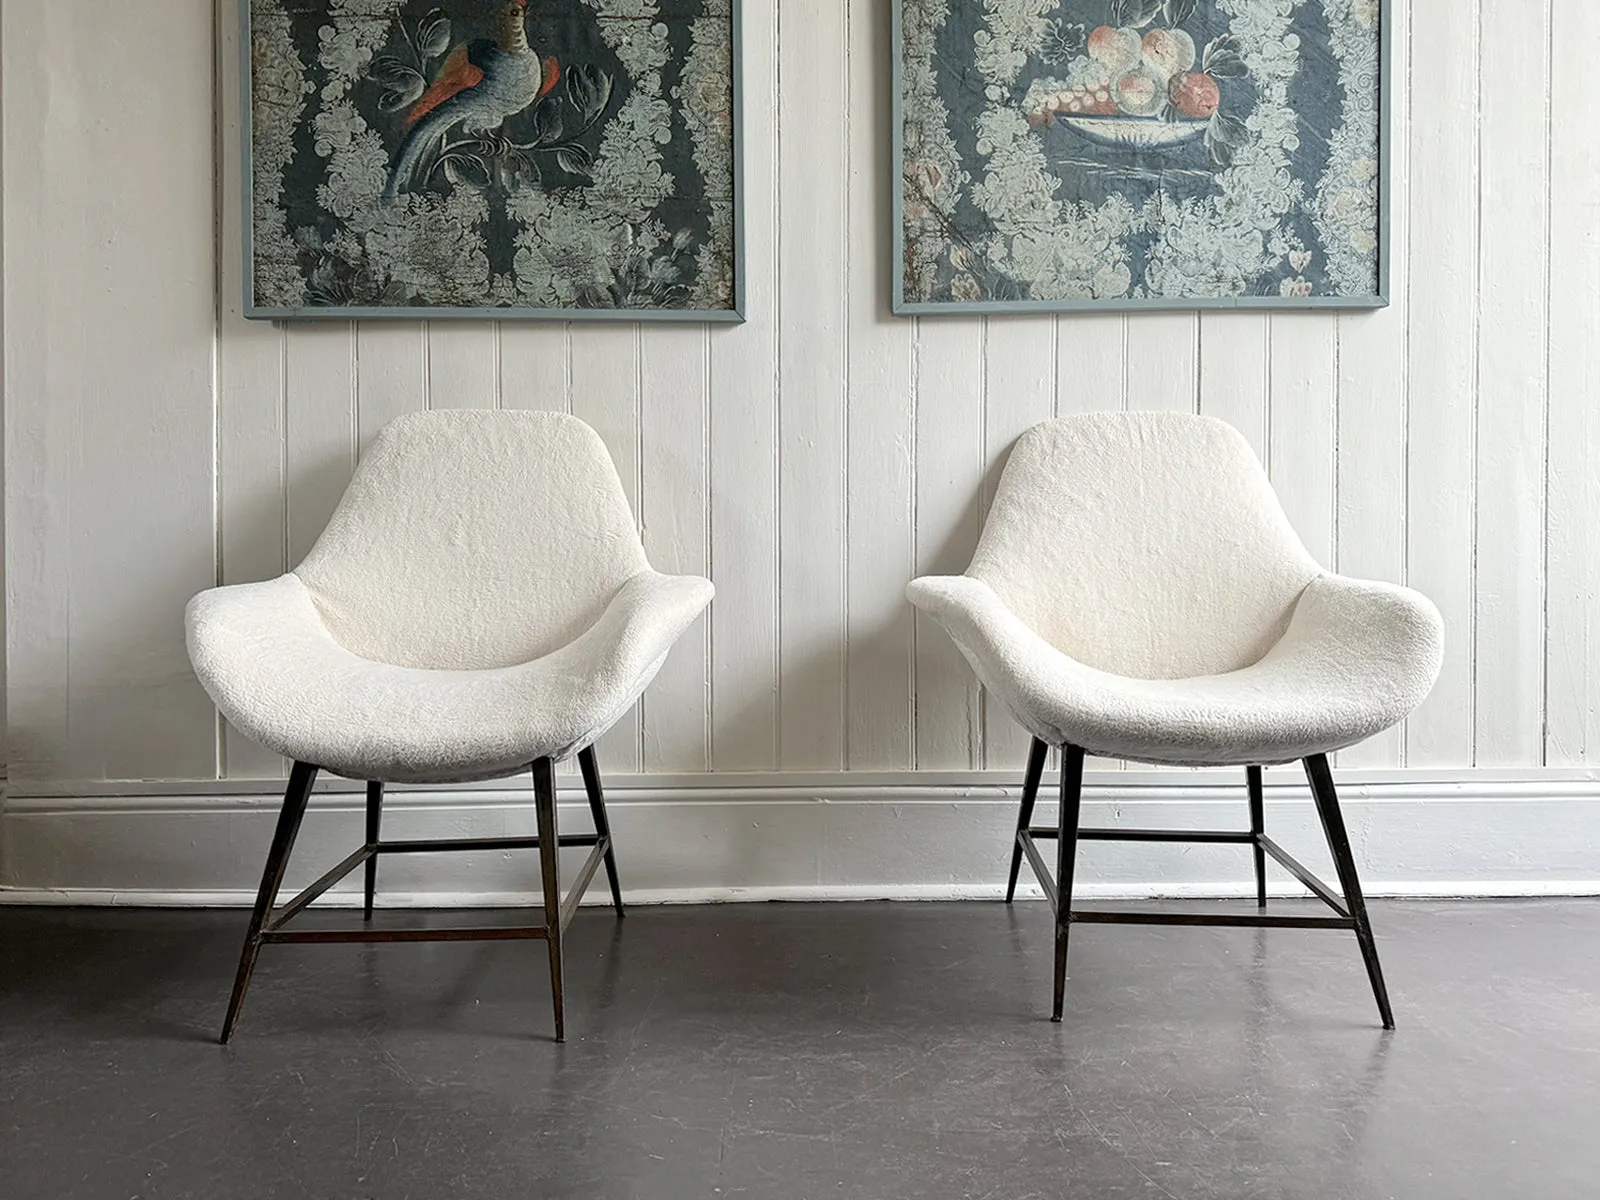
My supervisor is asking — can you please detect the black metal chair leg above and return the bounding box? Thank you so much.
[1006,738,1050,903]
[532,758,566,1043]
[363,781,384,920]
[220,761,319,1044]
[578,746,624,918]
[1247,766,1267,909]
[1052,745,1086,1022]
[1303,754,1395,1030]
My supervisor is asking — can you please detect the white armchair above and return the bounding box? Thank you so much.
[188,410,713,1042]
[909,412,1442,1027]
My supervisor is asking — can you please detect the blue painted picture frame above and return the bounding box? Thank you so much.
[893,0,1391,315]
[242,0,745,323]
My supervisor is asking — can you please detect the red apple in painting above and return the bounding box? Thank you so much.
[1169,71,1221,119]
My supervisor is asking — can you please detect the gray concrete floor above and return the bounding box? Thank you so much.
[1,900,1597,1198]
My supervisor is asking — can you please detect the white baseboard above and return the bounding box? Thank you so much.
[3,768,1599,905]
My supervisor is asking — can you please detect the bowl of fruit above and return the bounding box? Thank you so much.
[1024,20,1242,158]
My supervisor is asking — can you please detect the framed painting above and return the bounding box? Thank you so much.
[893,0,1389,314]
[242,0,743,321]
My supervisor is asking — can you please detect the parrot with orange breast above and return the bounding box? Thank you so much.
[383,0,559,202]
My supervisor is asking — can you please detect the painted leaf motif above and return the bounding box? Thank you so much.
[555,147,591,178]
[417,10,451,59]
[530,103,565,146]
[370,56,422,88]
[1203,36,1247,77]
[566,65,615,128]
[1204,112,1246,166]
[1110,0,1163,28]
[378,81,425,112]
[1164,0,1198,26]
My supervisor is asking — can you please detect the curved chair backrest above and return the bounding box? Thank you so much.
[969,412,1320,680]
[295,410,648,670]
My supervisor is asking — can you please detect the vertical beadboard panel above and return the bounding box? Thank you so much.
[499,325,571,412]
[570,326,644,773]
[980,317,1056,770]
[1125,313,1199,412]
[217,0,287,778]
[3,0,219,782]
[1057,315,1127,417]
[1269,317,1337,566]
[640,329,711,772]
[1405,0,1478,766]
[1335,0,1412,771]
[913,319,984,770]
[1198,315,1269,459]
[844,0,915,770]
[284,326,357,567]
[355,325,426,451]
[1473,0,1550,766]
[426,322,499,409]
[2,1,73,781]
[1545,0,1600,764]
[706,0,779,772]
[776,0,848,770]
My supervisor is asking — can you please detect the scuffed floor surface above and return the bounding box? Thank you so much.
[2,900,1598,1198]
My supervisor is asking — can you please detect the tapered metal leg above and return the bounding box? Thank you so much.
[220,761,319,1044]
[1052,745,1086,1022]
[1247,766,1267,909]
[1006,738,1050,903]
[578,746,624,918]
[1303,754,1394,1030]
[363,781,384,920]
[532,757,566,1043]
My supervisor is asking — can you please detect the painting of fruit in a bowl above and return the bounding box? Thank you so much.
[896,0,1386,311]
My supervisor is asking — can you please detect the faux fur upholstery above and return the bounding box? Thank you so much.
[187,411,713,784]
[909,413,1443,767]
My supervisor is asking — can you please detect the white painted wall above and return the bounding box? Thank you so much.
[3,0,1600,900]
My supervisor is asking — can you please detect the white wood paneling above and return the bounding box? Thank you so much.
[1269,317,1337,566]
[1198,314,1268,459]
[355,324,426,450]
[1126,313,1199,412]
[1473,0,1551,766]
[1545,0,1600,765]
[216,0,288,779]
[284,326,357,566]
[3,0,218,783]
[499,325,570,412]
[912,319,984,770]
[640,328,712,772]
[776,0,848,770]
[1404,0,1479,766]
[843,0,916,771]
[7,0,1600,798]
[426,322,499,409]
[706,0,780,772]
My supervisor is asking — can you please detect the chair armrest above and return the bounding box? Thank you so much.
[567,570,715,686]
[907,575,1099,737]
[1270,573,1444,708]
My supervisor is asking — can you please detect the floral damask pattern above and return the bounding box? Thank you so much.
[900,0,1384,307]
[248,0,738,315]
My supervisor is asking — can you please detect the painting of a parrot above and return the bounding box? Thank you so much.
[383,0,559,202]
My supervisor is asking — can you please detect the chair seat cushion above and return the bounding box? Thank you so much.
[907,572,1443,767]
[187,571,713,783]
